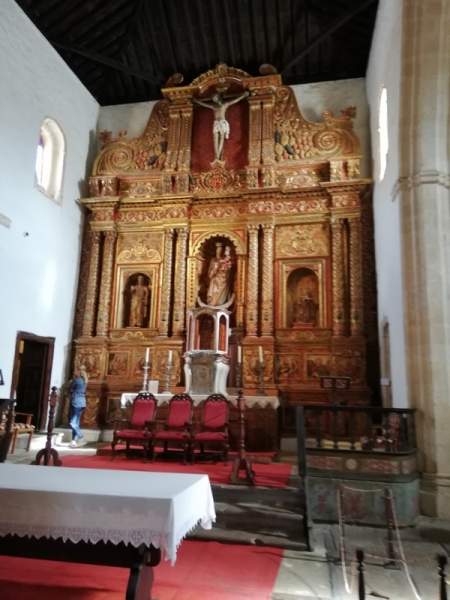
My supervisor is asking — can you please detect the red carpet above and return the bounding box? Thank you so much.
[0,540,283,599]
[62,453,293,488]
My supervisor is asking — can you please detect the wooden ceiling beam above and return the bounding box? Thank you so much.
[52,41,161,85]
[282,0,376,75]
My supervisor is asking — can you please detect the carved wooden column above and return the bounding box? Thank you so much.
[172,227,188,336]
[331,218,346,336]
[246,95,262,188]
[175,103,193,193]
[246,225,260,336]
[81,230,101,337]
[159,228,175,336]
[348,217,364,336]
[236,255,246,328]
[261,224,274,336]
[165,104,181,171]
[260,95,276,187]
[96,230,117,336]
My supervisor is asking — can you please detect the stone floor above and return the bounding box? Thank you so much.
[4,435,450,599]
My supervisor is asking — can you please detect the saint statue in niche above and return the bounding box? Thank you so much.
[292,290,318,326]
[193,90,249,161]
[206,243,233,306]
[288,271,319,328]
[127,274,151,328]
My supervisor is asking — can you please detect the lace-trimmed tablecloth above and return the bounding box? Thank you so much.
[0,464,215,564]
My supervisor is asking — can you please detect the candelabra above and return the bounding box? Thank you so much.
[256,360,266,396]
[141,359,151,393]
[235,360,242,390]
[163,362,174,393]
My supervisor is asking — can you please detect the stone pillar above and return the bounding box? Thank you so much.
[172,227,188,336]
[159,228,174,336]
[331,219,346,336]
[398,0,450,518]
[246,225,260,336]
[81,230,101,337]
[96,230,116,336]
[348,217,363,336]
[261,224,274,336]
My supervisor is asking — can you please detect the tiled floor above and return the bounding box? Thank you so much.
[4,438,450,599]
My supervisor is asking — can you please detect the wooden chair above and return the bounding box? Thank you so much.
[151,393,193,464]
[0,399,35,457]
[191,393,230,463]
[112,392,157,459]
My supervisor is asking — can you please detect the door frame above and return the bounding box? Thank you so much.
[10,331,55,431]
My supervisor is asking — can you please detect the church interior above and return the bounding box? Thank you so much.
[0,0,449,598]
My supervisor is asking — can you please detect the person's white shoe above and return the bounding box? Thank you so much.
[69,440,78,448]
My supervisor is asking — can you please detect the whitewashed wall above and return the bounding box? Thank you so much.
[0,1,99,391]
[366,0,408,407]
[98,79,370,176]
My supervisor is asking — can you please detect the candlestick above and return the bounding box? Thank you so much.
[237,345,242,364]
[258,345,263,363]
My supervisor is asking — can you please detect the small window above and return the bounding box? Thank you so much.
[378,87,389,181]
[35,118,65,201]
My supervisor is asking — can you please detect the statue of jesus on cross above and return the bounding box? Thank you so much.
[193,90,249,162]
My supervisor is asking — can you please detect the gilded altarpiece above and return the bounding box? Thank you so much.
[72,64,376,439]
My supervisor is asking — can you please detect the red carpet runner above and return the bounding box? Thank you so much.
[62,453,293,488]
[0,540,283,600]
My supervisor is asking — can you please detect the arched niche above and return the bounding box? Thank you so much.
[197,235,237,310]
[286,268,319,328]
[198,313,215,350]
[122,272,151,328]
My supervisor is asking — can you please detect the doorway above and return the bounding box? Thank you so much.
[11,332,54,431]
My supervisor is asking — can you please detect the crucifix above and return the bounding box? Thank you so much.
[193,89,249,162]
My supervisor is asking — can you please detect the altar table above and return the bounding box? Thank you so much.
[0,464,215,599]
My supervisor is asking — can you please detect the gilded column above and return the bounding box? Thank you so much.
[165,105,181,171]
[246,95,262,188]
[96,230,117,336]
[159,228,175,336]
[331,219,345,336]
[348,217,363,336]
[246,225,260,336]
[172,227,188,336]
[261,224,274,336]
[81,230,101,337]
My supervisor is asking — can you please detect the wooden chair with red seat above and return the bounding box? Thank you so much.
[151,393,193,464]
[191,393,230,463]
[111,392,156,459]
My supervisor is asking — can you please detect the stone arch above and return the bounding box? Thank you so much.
[191,230,245,256]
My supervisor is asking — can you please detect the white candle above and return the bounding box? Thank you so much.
[144,347,150,364]
[168,350,173,365]
[237,345,242,364]
[258,345,263,363]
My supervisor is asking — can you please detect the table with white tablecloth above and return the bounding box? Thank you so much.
[0,464,216,598]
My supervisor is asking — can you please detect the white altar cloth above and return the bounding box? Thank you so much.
[0,464,215,564]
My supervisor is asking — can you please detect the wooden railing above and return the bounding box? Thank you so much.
[301,405,416,454]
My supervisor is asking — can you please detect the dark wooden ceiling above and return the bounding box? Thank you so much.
[16,0,379,106]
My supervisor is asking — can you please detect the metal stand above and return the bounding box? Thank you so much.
[163,363,173,393]
[230,390,255,486]
[32,386,62,466]
[256,360,266,396]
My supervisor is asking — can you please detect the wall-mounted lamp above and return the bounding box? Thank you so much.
[0,370,4,385]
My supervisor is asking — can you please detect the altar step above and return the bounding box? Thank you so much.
[189,477,309,550]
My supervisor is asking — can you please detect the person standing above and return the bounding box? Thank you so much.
[69,366,88,448]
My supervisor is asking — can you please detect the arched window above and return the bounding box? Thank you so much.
[35,118,65,201]
[378,87,389,181]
